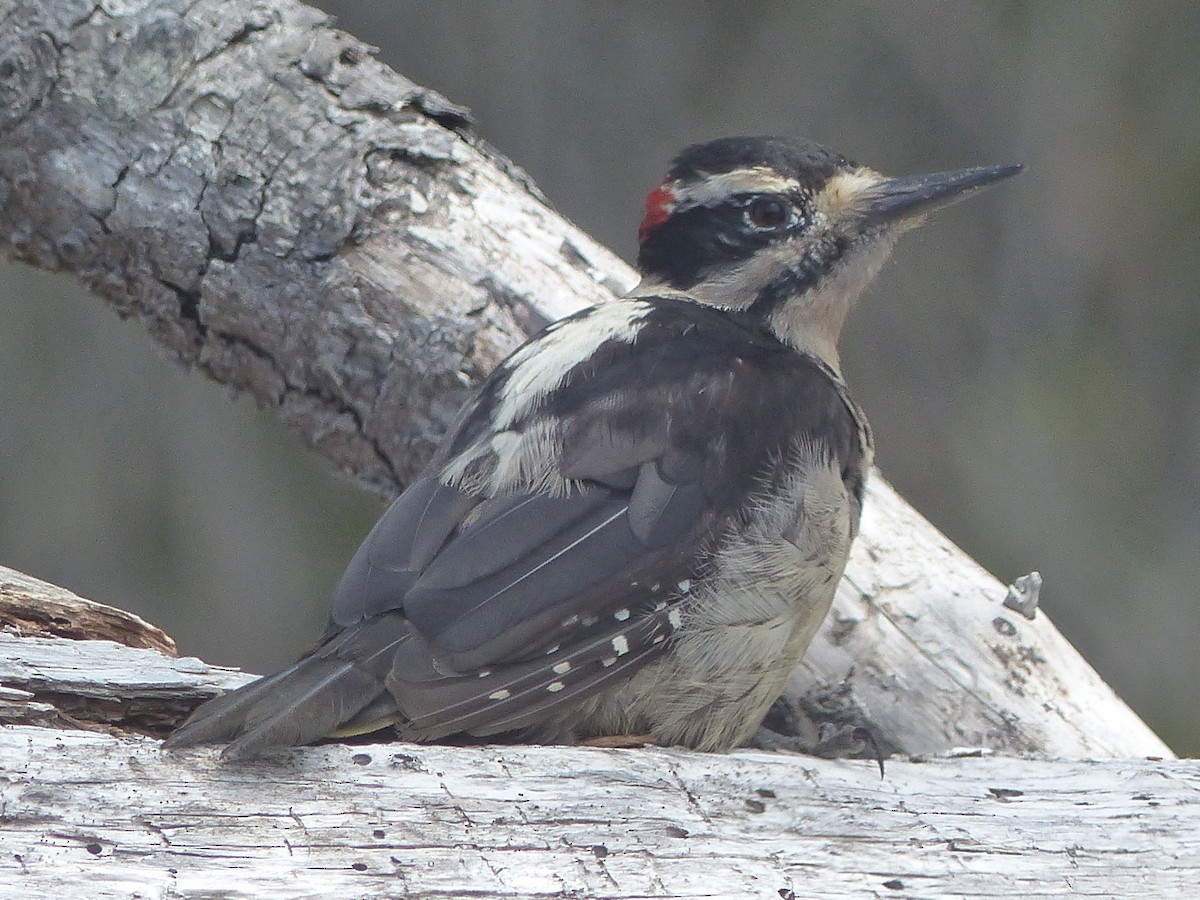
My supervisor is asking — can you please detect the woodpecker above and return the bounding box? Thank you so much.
[167,136,1021,758]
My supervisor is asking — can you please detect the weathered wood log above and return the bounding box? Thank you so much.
[0,718,1195,897]
[0,565,245,734]
[0,566,175,656]
[0,568,1190,897]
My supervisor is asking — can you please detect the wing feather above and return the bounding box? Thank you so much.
[404,491,642,655]
[393,599,682,740]
[412,487,614,591]
[627,461,708,547]
[330,477,477,627]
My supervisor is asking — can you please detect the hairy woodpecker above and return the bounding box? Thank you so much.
[167,136,1021,758]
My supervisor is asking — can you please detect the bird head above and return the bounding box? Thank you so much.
[635,136,1022,368]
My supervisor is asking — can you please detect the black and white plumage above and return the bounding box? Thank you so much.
[167,137,1020,758]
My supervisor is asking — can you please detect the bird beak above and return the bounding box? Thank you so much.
[859,163,1023,229]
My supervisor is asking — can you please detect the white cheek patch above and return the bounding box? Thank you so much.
[686,241,803,310]
[492,300,652,427]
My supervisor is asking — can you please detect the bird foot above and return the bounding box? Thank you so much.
[753,722,887,777]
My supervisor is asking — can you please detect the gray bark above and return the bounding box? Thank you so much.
[0,0,630,495]
[2,723,1196,899]
[0,568,1188,897]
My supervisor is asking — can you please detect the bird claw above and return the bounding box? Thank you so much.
[752,720,887,777]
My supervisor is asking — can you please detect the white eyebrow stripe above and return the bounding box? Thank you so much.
[673,167,802,207]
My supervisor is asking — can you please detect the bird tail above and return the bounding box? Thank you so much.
[164,613,410,760]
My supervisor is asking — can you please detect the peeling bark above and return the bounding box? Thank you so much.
[0,565,175,655]
[0,0,630,494]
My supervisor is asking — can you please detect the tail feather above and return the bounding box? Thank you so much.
[164,613,410,759]
[163,665,302,747]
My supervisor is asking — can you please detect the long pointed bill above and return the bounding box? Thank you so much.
[861,163,1023,228]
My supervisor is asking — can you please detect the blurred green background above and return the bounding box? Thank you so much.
[1,1,1197,754]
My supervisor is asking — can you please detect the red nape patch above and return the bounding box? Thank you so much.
[638,181,676,244]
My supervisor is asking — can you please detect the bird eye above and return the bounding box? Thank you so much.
[747,197,790,230]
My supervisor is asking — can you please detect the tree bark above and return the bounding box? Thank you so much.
[1,722,1196,899]
[0,568,1188,897]
[1,0,631,494]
